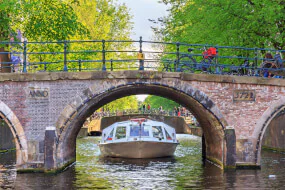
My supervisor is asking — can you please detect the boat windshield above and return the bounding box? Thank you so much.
[152,126,164,140]
[165,128,172,140]
[115,126,127,140]
[130,125,150,137]
[107,128,114,141]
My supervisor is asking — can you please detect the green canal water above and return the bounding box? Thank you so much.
[0,135,284,189]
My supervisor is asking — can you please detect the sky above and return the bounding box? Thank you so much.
[117,0,169,101]
[118,0,169,41]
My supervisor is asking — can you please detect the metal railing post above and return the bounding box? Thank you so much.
[254,48,258,68]
[110,59,113,71]
[175,42,180,72]
[215,46,220,74]
[78,59,82,71]
[22,40,27,73]
[254,47,259,76]
[63,41,68,72]
[102,39,106,71]
[139,36,144,70]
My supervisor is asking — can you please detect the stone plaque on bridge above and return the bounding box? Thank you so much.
[27,87,49,99]
[233,90,255,102]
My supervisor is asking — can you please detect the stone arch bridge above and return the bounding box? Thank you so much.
[0,71,284,172]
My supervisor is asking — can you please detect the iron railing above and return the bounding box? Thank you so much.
[89,108,193,118]
[0,37,285,77]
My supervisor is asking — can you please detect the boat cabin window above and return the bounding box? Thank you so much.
[141,125,150,137]
[107,128,114,141]
[130,125,150,137]
[130,125,140,136]
[115,126,126,140]
[165,129,172,140]
[152,126,164,140]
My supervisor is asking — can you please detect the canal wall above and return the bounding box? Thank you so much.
[0,122,15,151]
[187,126,203,137]
[77,126,89,138]
[262,113,285,152]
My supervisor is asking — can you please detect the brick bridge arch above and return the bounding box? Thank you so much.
[55,80,235,170]
[0,101,28,167]
[1,71,284,172]
[253,97,285,164]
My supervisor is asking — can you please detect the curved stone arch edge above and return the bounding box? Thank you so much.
[253,97,285,165]
[55,81,234,168]
[0,101,28,165]
[56,81,229,135]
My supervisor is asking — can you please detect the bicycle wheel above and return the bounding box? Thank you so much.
[162,62,173,72]
[260,61,278,77]
[177,55,197,73]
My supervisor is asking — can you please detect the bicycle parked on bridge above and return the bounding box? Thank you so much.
[163,47,218,73]
[258,52,284,78]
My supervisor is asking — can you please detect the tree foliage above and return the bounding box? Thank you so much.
[102,95,138,112]
[143,95,179,111]
[0,0,136,72]
[0,0,18,41]
[68,0,135,71]
[155,0,285,51]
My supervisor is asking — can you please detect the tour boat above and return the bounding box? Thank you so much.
[99,118,179,158]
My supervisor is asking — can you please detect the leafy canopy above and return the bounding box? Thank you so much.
[102,96,139,112]
[143,95,179,111]
[0,0,136,72]
[155,0,285,50]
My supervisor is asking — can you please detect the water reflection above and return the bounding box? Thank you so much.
[0,135,284,189]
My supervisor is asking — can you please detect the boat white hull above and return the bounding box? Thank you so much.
[99,141,178,159]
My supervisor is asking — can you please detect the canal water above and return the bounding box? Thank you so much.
[0,135,284,189]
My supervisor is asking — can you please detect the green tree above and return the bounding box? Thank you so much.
[68,0,136,71]
[0,0,88,71]
[155,0,285,54]
[102,95,138,112]
[0,0,136,72]
[0,0,19,72]
[143,95,179,111]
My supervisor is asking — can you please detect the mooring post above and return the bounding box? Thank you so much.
[202,134,206,162]
[224,126,236,169]
[44,126,57,172]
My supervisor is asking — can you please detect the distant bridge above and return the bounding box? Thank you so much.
[86,114,193,135]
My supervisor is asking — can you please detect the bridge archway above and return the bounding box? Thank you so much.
[253,97,285,165]
[0,101,28,166]
[55,81,235,170]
